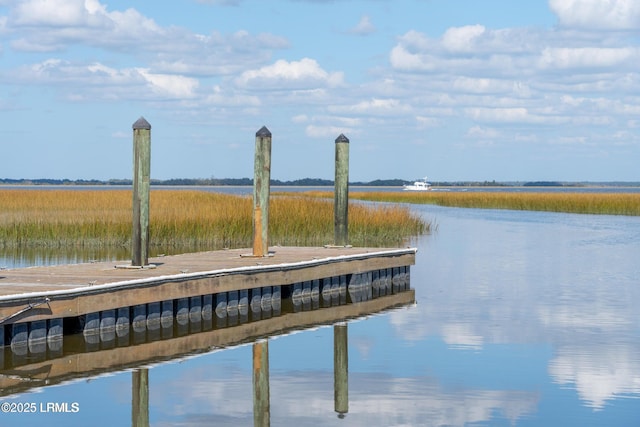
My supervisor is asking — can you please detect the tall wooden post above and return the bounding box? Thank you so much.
[334,323,349,417]
[253,126,272,257]
[132,368,149,427]
[334,134,349,246]
[253,340,271,427]
[132,117,151,267]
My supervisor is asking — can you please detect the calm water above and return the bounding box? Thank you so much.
[1,204,639,426]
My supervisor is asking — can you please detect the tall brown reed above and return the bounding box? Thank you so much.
[270,196,428,247]
[0,190,430,252]
[340,191,640,216]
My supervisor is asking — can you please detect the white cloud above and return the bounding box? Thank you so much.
[466,126,500,139]
[8,0,162,52]
[9,38,58,52]
[305,124,353,138]
[43,60,133,83]
[389,30,434,72]
[451,77,526,94]
[0,14,8,33]
[465,107,531,123]
[349,15,376,36]
[14,59,201,100]
[148,31,288,76]
[538,47,637,70]
[384,21,640,140]
[329,98,411,116]
[136,68,199,98]
[5,0,289,76]
[111,131,128,139]
[12,0,100,26]
[196,0,242,5]
[390,44,435,72]
[416,116,440,128]
[442,25,486,53]
[235,58,344,90]
[205,85,260,107]
[389,27,539,75]
[10,0,164,44]
[3,0,640,179]
[299,114,361,138]
[549,0,640,30]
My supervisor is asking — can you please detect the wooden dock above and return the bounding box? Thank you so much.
[0,246,416,349]
[0,289,415,397]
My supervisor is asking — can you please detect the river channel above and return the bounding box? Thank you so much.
[0,199,639,426]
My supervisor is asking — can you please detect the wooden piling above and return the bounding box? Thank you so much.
[334,134,349,246]
[253,126,272,257]
[253,340,270,427]
[132,117,151,267]
[334,323,348,417]
[132,368,149,427]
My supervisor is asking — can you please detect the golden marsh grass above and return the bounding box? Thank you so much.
[0,190,429,251]
[299,190,640,216]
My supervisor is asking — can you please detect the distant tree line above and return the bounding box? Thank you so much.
[0,178,638,187]
[0,177,403,186]
[523,181,571,187]
[431,180,509,187]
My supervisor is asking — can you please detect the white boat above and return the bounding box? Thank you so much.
[403,177,431,191]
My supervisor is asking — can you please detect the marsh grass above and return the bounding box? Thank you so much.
[0,190,429,251]
[270,195,428,247]
[301,190,640,216]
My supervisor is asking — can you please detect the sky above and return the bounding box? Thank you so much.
[1,0,639,182]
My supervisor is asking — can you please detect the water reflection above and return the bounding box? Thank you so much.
[334,324,348,417]
[132,369,148,427]
[1,204,639,425]
[0,246,130,269]
[549,344,640,410]
[253,340,269,427]
[152,362,540,426]
[404,205,640,423]
[0,281,415,426]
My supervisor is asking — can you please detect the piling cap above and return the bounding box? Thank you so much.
[335,133,349,143]
[256,126,271,137]
[132,117,151,130]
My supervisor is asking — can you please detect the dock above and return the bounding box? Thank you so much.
[0,246,416,351]
[0,288,415,398]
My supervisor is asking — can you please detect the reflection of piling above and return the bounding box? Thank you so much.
[132,117,151,267]
[253,126,272,257]
[334,323,348,417]
[334,134,349,246]
[253,340,271,427]
[132,368,149,427]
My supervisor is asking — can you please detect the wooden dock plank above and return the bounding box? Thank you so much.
[0,246,416,323]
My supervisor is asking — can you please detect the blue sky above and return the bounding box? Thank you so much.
[1,0,639,182]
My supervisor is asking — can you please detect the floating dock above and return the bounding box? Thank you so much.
[0,288,415,398]
[0,246,416,351]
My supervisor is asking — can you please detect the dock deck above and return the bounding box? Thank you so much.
[0,246,414,297]
[0,246,416,347]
